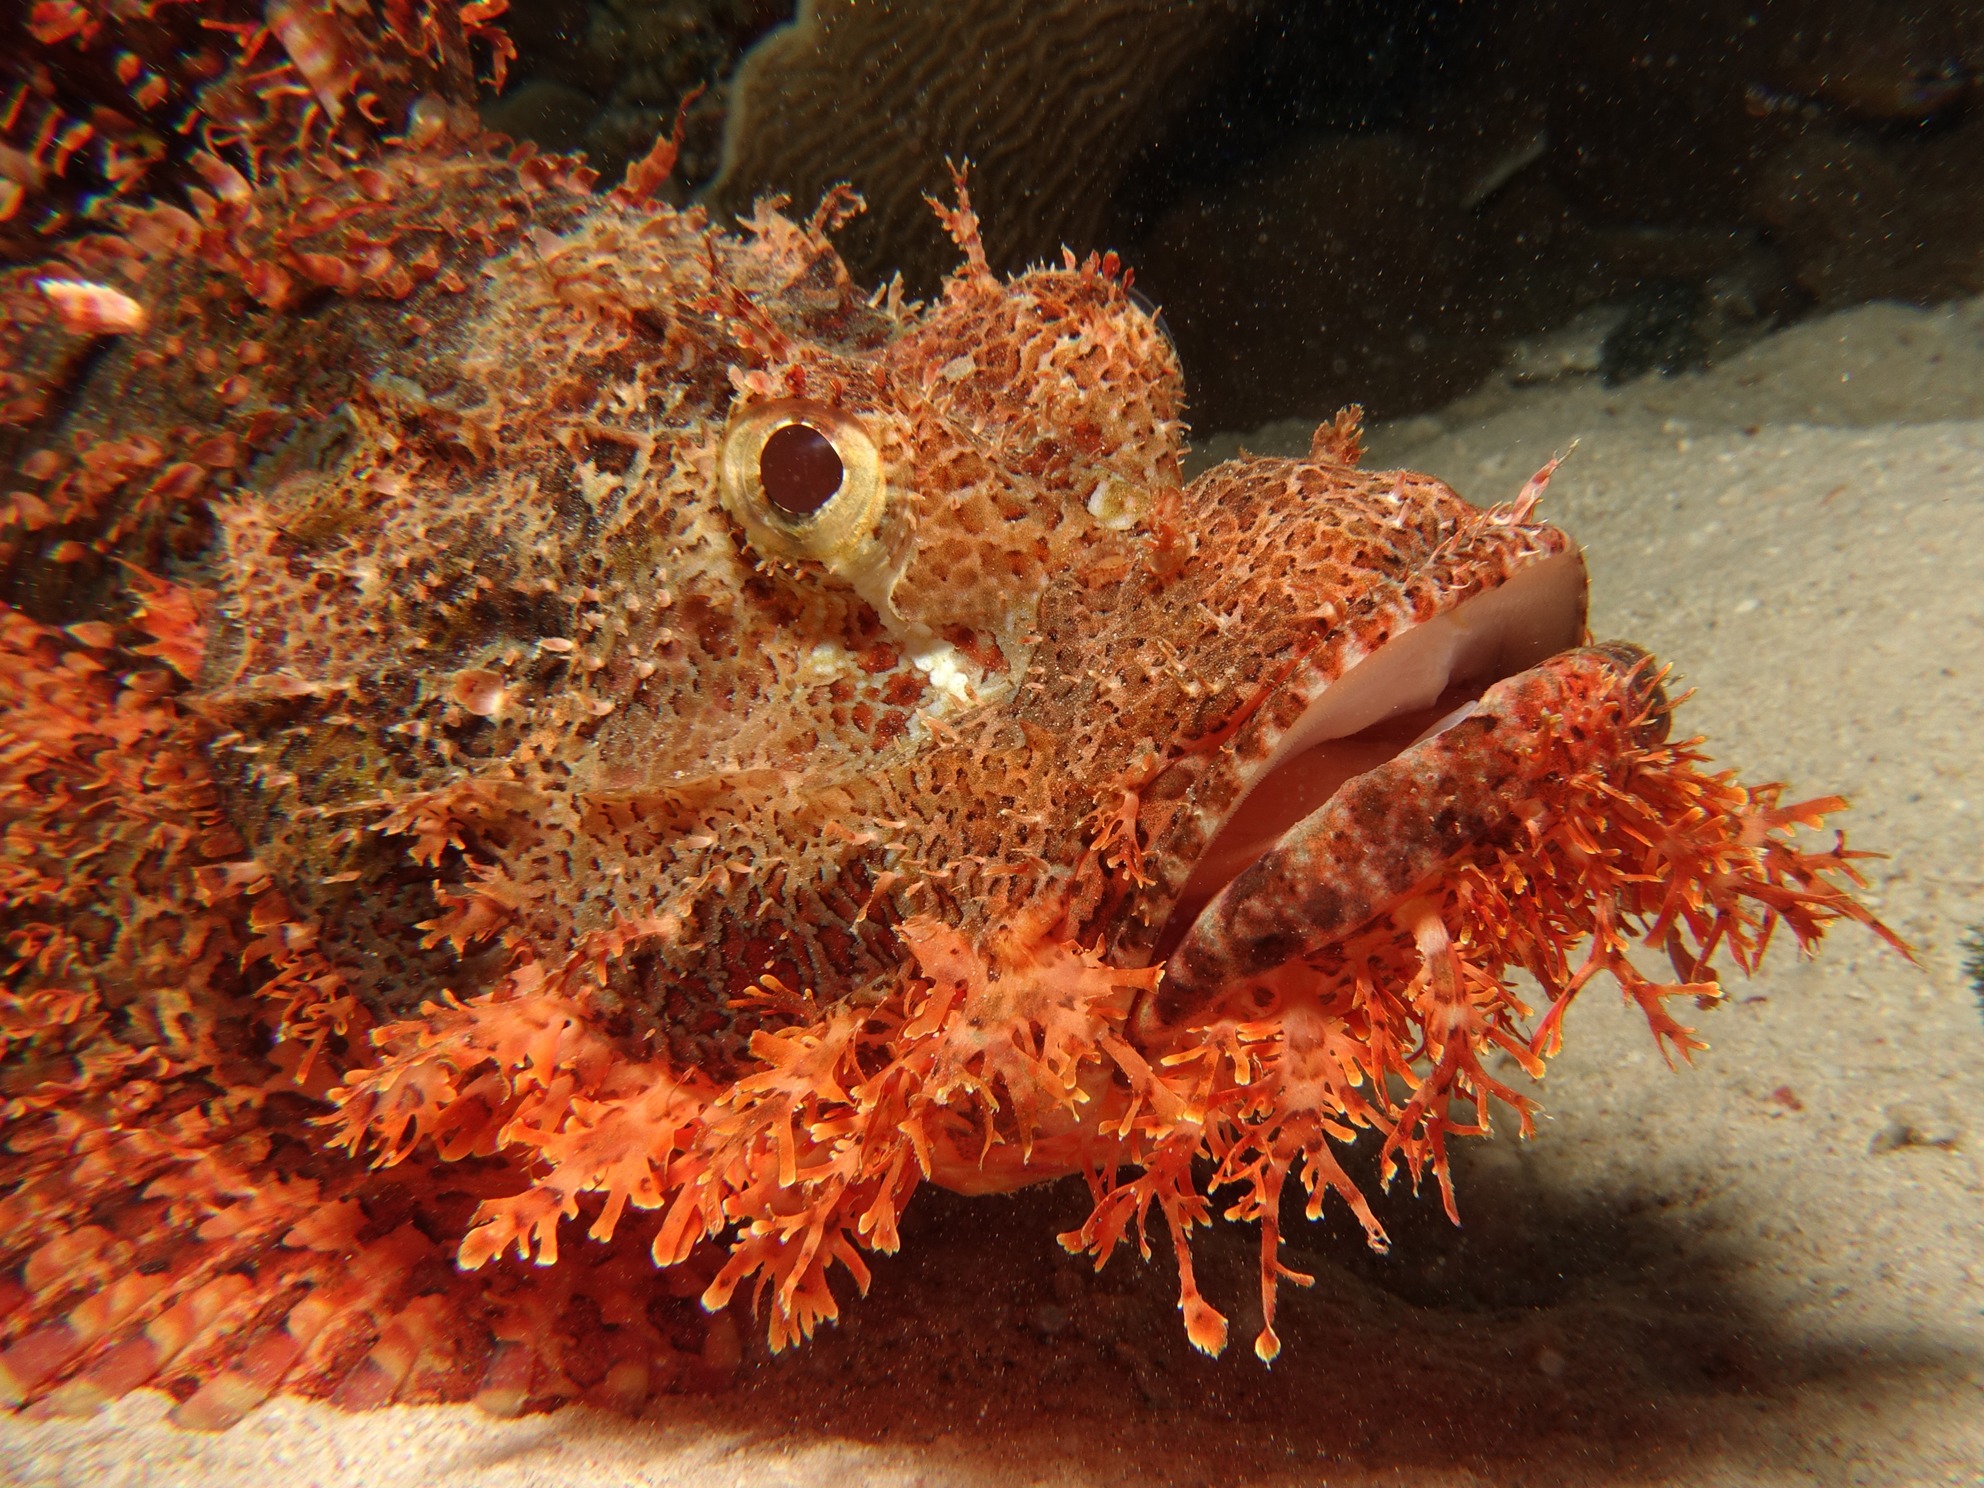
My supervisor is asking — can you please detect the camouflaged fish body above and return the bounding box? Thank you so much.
[0,9,1896,1422]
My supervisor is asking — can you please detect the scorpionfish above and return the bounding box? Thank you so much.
[0,0,1894,1427]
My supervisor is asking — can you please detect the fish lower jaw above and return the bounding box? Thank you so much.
[1147,546,1588,980]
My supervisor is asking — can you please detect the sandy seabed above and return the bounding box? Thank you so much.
[4,298,1982,1488]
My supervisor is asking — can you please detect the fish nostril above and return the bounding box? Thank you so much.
[760,422,844,517]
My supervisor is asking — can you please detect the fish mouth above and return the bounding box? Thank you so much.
[1141,546,1589,1023]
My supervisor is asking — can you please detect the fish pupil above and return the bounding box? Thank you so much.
[760,422,843,517]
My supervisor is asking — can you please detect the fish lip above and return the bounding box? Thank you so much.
[1123,534,1589,996]
[1137,639,1669,1038]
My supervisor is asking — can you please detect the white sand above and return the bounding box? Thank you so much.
[6,299,1983,1487]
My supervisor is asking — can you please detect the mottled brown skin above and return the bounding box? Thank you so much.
[187,170,1194,1075]
[21,140,1571,1083]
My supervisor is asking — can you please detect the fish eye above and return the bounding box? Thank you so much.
[718,399,889,577]
[759,421,844,517]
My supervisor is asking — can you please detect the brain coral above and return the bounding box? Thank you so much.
[710,0,1264,289]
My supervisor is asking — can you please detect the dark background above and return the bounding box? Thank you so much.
[487,0,1984,432]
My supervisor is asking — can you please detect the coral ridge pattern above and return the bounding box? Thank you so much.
[0,0,1896,1428]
